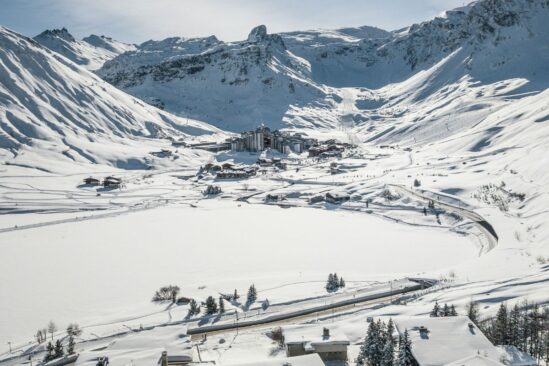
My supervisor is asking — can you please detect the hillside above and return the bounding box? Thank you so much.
[95,0,549,135]
[0,26,222,172]
[34,28,136,71]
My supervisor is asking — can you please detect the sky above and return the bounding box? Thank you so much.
[0,0,468,43]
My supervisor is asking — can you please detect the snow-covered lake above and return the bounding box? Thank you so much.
[0,200,477,346]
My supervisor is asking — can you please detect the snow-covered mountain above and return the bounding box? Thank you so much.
[98,25,340,132]
[0,26,221,171]
[34,28,136,71]
[95,0,549,135]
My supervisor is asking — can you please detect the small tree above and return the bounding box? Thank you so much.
[47,321,57,341]
[430,302,441,317]
[466,300,480,325]
[247,284,257,305]
[54,339,64,358]
[188,299,200,317]
[67,335,75,355]
[44,342,55,362]
[413,179,421,187]
[339,277,346,288]
[233,289,240,300]
[205,296,218,314]
[219,297,225,314]
[66,323,82,337]
[442,303,450,317]
[449,304,458,316]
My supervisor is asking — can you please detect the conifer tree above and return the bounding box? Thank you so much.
[188,299,200,317]
[442,303,450,317]
[466,300,480,325]
[430,301,441,317]
[67,336,75,355]
[247,284,257,305]
[205,296,218,314]
[396,329,416,366]
[54,339,64,358]
[219,297,225,314]
[494,303,509,345]
[339,277,346,288]
[449,304,458,316]
[44,342,55,362]
[233,289,240,300]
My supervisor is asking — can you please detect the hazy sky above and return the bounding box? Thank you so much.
[0,0,467,43]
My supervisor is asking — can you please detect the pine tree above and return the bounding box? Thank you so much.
[54,339,64,358]
[188,299,200,317]
[494,303,509,345]
[67,335,75,355]
[205,296,218,314]
[219,297,225,314]
[508,304,521,347]
[333,273,340,288]
[339,277,346,288]
[357,320,379,366]
[466,300,480,325]
[430,301,441,317]
[247,284,257,305]
[382,319,396,366]
[326,273,335,292]
[233,289,240,300]
[382,341,395,366]
[396,329,416,366]
[449,304,458,316]
[442,303,450,317]
[44,342,55,362]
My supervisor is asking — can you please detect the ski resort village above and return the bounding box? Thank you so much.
[1,0,549,365]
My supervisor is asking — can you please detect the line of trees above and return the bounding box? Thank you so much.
[326,273,346,292]
[430,301,458,317]
[471,301,549,363]
[356,318,417,366]
[42,322,82,362]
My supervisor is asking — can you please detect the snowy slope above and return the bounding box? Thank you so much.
[98,25,341,132]
[0,26,222,171]
[34,28,135,71]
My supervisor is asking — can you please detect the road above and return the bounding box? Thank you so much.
[185,279,433,337]
[389,184,498,252]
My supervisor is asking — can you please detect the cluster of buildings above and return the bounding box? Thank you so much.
[83,176,122,189]
[199,162,258,180]
[229,126,317,154]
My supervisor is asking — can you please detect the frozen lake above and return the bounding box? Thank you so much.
[0,200,477,346]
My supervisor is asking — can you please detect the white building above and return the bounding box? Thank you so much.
[284,326,350,362]
[393,316,503,366]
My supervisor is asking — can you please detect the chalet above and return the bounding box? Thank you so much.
[284,326,350,362]
[393,316,504,366]
[84,177,100,186]
[103,176,122,188]
[325,191,350,204]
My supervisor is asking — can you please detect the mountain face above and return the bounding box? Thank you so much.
[0,26,220,171]
[98,25,335,132]
[94,0,549,133]
[34,28,136,71]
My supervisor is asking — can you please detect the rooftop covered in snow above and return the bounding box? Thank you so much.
[393,316,501,366]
